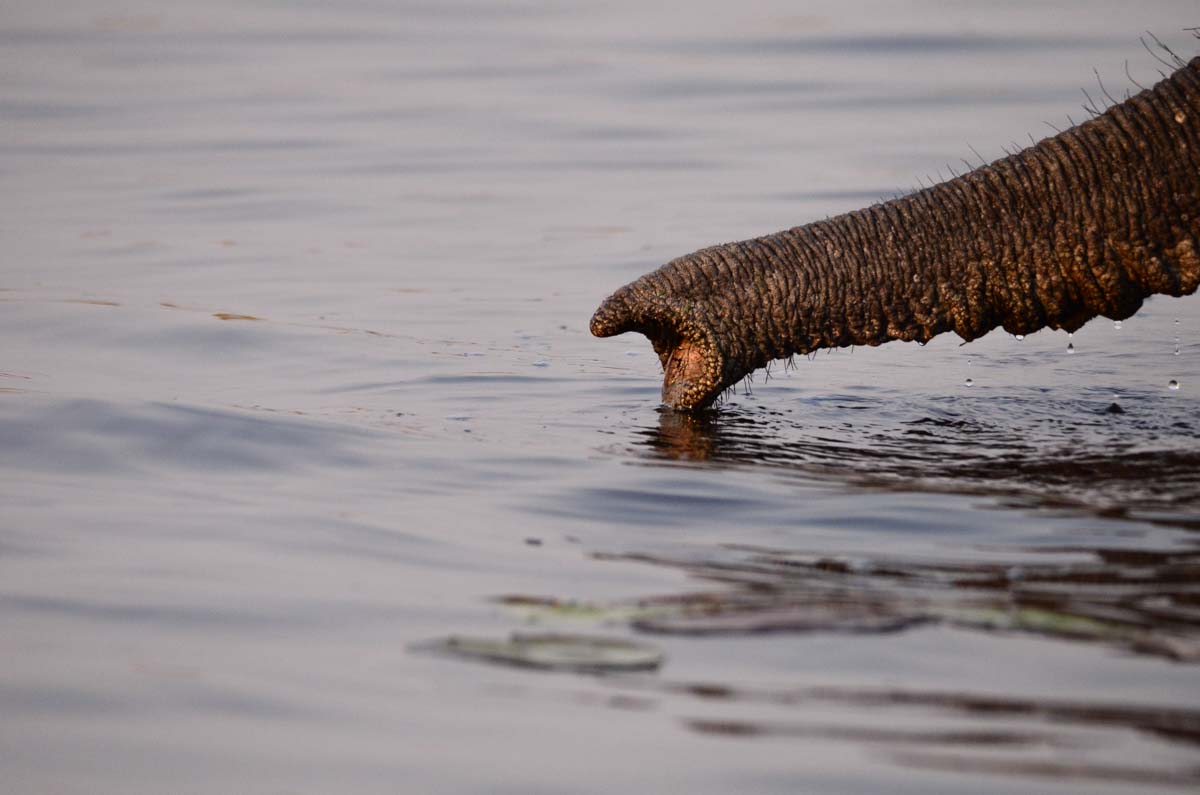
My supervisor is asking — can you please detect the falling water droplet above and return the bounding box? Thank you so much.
[1175,346,1181,356]
[532,360,549,367]
[1113,320,1123,330]
[917,341,926,347]
[912,274,920,282]
[1168,379,1180,391]
[964,377,974,387]
[623,350,639,357]
[1067,342,1075,354]
[1014,334,1024,341]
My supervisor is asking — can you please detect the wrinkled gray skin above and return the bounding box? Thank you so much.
[592,57,1200,411]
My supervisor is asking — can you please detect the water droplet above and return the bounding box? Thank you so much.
[1067,342,1075,354]
[1067,332,1073,339]
[912,274,920,282]
[1168,379,1180,391]
[1113,320,1123,330]
[1014,334,1024,341]
[917,341,926,347]
[1175,346,1181,356]
[964,377,974,387]
[623,350,639,357]
[532,360,549,367]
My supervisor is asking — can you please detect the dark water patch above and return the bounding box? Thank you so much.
[685,718,1072,748]
[198,138,341,153]
[0,138,337,158]
[0,100,114,121]
[379,61,597,82]
[0,680,328,721]
[628,398,1200,527]
[159,188,260,202]
[663,683,1200,739]
[562,125,683,142]
[696,551,1188,658]
[419,373,567,386]
[531,481,766,526]
[0,399,372,475]
[885,752,1200,789]
[0,594,297,630]
[630,78,831,101]
[488,535,1200,786]
[734,87,1079,113]
[298,106,471,124]
[507,541,1200,661]
[0,684,127,717]
[60,299,121,307]
[665,33,1124,57]
[0,27,412,47]
[654,681,1200,786]
[415,632,665,673]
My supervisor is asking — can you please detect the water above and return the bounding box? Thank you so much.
[2,1,1199,793]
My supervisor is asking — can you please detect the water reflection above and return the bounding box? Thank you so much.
[664,683,1200,788]
[499,534,1200,786]
[585,543,1200,662]
[638,401,1200,527]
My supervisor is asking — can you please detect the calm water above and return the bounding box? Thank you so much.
[3,1,1199,792]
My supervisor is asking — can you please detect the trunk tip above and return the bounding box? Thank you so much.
[590,288,726,411]
[662,337,719,411]
[590,291,633,338]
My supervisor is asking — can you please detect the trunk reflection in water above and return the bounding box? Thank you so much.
[484,400,1200,788]
[498,528,1200,788]
[643,401,1200,525]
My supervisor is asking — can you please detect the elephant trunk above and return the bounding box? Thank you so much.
[591,56,1200,411]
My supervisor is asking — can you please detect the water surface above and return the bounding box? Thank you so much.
[2,1,1199,792]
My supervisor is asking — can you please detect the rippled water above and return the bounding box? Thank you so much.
[3,1,1199,792]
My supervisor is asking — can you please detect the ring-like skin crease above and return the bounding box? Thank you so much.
[592,57,1200,411]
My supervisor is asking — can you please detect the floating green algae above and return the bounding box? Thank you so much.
[421,632,665,673]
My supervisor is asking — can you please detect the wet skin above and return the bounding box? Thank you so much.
[593,57,1200,410]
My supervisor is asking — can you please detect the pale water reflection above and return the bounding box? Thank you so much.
[2,1,1199,793]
